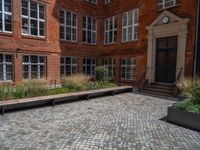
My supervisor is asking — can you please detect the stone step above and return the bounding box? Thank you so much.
[144,87,172,94]
[141,89,173,97]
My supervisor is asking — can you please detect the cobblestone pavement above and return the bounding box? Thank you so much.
[0,93,200,150]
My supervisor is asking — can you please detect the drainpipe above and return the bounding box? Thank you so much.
[194,0,200,77]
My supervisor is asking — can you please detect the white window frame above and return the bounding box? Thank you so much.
[0,54,13,81]
[86,0,97,5]
[105,0,112,5]
[60,57,77,78]
[121,58,136,81]
[104,16,117,44]
[21,0,45,37]
[122,9,139,42]
[59,9,77,42]
[0,0,12,33]
[82,16,97,44]
[83,58,96,77]
[22,55,46,80]
[103,58,115,79]
[158,0,177,10]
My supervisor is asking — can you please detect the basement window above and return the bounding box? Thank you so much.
[60,57,77,78]
[23,55,46,80]
[158,0,177,10]
[0,54,13,81]
[121,58,136,80]
[0,0,12,33]
[105,0,113,5]
[83,58,96,77]
[86,0,97,5]
[21,0,45,37]
[82,16,97,44]
[122,9,139,42]
[104,16,117,44]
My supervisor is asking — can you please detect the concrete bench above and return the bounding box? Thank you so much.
[0,86,133,115]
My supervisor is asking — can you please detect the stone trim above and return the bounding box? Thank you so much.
[146,10,190,83]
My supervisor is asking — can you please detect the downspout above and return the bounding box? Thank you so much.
[194,0,200,76]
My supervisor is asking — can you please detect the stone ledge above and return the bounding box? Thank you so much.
[0,86,133,115]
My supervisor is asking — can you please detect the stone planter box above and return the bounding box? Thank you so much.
[167,106,200,132]
[0,86,133,115]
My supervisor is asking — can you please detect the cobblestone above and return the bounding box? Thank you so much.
[0,93,200,150]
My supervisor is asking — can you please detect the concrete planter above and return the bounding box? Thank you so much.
[0,86,133,114]
[167,106,200,132]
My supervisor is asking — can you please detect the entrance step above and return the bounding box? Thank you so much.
[141,82,174,97]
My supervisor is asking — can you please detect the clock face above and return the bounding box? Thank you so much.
[163,16,170,24]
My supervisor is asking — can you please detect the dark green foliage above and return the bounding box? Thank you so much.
[95,66,108,81]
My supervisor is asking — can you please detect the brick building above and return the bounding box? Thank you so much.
[0,0,198,89]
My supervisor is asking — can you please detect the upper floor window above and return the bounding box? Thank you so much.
[121,58,136,80]
[0,53,13,81]
[158,0,177,10]
[23,55,46,79]
[86,0,97,5]
[21,0,45,37]
[60,57,77,78]
[105,0,112,5]
[122,9,139,42]
[105,16,117,44]
[60,10,77,42]
[83,16,97,44]
[0,0,12,33]
[83,58,96,77]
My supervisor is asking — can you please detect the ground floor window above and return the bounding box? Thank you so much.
[23,55,46,79]
[121,58,136,80]
[0,53,13,81]
[60,57,77,78]
[103,58,115,79]
[83,58,96,76]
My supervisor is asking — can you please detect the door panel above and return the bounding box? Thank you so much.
[156,36,177,83]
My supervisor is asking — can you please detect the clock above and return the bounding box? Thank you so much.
[162,16,170,24]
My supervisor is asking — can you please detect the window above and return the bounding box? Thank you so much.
[121,58,136,80]
[0,0,12,33]
[158,0,177,10]
[82,16,97,44]
[105,0,112,5]
[105,16,117,44]
[83,58,96,76]
[86,0,97,5]
[23,55,46,79]
[60,57,77,78]
[21,0,45,37]
[122,9,139,42]
[0,54,13,81]
[60,10,77,41]
[103,58,115,78]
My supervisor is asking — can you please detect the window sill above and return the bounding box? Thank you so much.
[121,40,139,44]
[21,35,46,41]
[158,4,181,11]
[120,79,136,83]
[60,40,78,44]
[0,32,13,37]
[82,43,97,46]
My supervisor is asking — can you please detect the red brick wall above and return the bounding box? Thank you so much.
[0,0,198,86]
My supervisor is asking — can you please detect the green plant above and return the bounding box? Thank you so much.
[61,74,89,91]
[95,66,108,81]
[177,77,200,105]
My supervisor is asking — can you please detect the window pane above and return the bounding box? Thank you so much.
[30,2,37,19]
[22,18,29,34]
[4,14,12,32]
[30,19,37,35]
[0,13,2,31]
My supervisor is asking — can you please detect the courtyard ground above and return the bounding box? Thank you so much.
[0,93,200,150]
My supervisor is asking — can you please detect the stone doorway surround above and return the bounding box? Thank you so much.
[146,10,190,83]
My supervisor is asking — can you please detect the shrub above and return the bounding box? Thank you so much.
[61,74,89,91]
[95,66,108,81]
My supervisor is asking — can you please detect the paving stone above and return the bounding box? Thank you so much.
[0,93,200,150]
